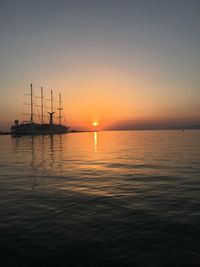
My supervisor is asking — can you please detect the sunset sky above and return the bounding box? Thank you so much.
[0,0,200,131]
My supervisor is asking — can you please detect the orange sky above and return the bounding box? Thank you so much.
[0,1,200,131]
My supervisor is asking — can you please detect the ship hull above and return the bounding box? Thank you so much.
[11,123,69,136]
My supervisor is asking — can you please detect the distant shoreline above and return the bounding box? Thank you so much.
[103,128,200,132]
[0,128,200,136]
[0,131,11,135]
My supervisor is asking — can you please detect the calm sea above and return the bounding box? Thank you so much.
[0,130,200,266]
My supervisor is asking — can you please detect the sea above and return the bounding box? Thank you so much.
[0,130,200,266]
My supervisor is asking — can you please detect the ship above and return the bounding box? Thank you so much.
[11,84,70,135]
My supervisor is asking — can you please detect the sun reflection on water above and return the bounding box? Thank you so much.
[94,131,98,153]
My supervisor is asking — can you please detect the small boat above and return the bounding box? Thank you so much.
[11,84,70,135]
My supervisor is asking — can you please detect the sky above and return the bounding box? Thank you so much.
[0,0,200,131]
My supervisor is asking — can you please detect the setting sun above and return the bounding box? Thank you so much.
[92,122,98,127]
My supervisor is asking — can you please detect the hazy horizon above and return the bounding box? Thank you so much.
[1,0,200,131]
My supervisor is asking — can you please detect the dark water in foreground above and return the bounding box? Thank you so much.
[0,130,200,266]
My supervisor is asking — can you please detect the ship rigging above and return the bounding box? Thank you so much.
[11,84,70,135]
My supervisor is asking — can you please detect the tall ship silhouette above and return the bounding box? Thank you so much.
[11,84,70,135]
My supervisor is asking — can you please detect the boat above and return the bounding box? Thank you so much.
[11,84,70,135]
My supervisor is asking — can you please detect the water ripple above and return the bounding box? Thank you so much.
[0,131,200,266]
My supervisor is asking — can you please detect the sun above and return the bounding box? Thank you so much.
[92,122,98,127]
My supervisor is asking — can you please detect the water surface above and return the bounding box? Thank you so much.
[0,130,200,266]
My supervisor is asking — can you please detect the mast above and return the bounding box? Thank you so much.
[41,87,44,124]
[51,90,53,113]
[48,90,55,125]
[30,83,33,123]
[58,93,63,125]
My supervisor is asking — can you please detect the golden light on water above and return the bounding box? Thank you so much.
[94,131,98,153]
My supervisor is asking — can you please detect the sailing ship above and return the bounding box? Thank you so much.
[11,84,70,135]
